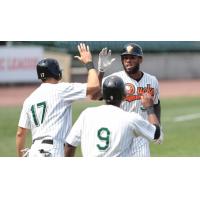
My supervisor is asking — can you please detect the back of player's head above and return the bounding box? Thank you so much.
[121,43,143,58]
[103,76,125,105]
[36,58,62,81]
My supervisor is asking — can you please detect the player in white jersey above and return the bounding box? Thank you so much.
[65,76,161,157]
[97,43,163,156]
[16,43,100,157]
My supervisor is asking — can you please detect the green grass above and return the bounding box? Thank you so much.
[1,97,200,157]
[0,106,32,156]
[150,97,200,156]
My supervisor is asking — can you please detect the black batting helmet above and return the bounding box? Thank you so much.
[103,76,125,104]
[121,43,143,58]
[36,58,62,81]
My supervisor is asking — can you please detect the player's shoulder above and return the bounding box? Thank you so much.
[115,111,143,127]
[103,71,126,82]
[111,70,125,76]
[56,82,70,89]
[23,86,40,104]
[56,82,86,91]
[79,106,102,118]
[84,105,122,115]
[127,111,145,125]
[82,106,95,113]
[127,111,142,119]
[143,72,158,82]
[111,71,128,79]
[23,96,30,106]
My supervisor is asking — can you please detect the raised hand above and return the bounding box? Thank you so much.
[74,43,92,64]
[98,47,116,72]
[141,92,154,109]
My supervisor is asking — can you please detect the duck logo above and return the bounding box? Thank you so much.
[126,45,134,54]
[125,83,154,102]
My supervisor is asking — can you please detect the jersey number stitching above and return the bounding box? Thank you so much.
[96,128,110,151]
[31,101,47,126]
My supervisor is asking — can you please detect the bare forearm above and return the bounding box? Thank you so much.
[16,128,27,157]
[86,68,100,97]
[75,43,100,97]
[87,71,105,100]
[153,100,161,123]
[64,144,76,157]
[146,106,161,140]
[146,107,160,126]
[16,135,26,157]
[141,93,160,126]
[141,94,162,141]
[98,71,105,86]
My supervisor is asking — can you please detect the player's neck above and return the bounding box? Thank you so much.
[129,71,143,82]
[106,102,121,107]
[43,78,59,84]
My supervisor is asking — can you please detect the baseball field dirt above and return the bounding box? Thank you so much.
[0,80,200,107]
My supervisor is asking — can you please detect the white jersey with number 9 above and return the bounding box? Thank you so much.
[66,105,156,157]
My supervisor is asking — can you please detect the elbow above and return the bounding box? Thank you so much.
[94,85,101,93]
[16,128,27,157]
[86,86,101,100]
[64,143,76,157]
[16,127,27,143]
[16,131,22,139]
[16,130,24,138]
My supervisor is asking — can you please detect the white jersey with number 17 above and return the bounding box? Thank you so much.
[18,82,87,143]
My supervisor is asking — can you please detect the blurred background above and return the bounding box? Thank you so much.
[1,41,200,82]
[0,41,200,156]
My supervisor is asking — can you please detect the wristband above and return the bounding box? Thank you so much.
[154,124,161,139]
[146,106,155,115]
[85,61,95,71]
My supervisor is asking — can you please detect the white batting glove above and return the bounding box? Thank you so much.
[21,148,30,157]
[98,47,116,72]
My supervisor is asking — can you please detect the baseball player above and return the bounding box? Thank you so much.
[65,76,161,157]
[16,43,100,157]
[97,43,163,156]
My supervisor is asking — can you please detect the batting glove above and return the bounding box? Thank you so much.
[21,148,30,157]
[98,47,116,72]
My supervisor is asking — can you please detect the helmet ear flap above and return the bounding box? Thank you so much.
[37,62,48,80]
[57,70,62,80]
[40,72,47,81]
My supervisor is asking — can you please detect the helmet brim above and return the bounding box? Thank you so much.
[121,53,142,57]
